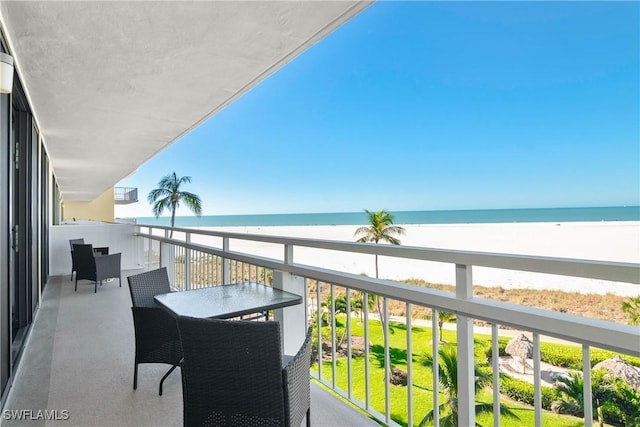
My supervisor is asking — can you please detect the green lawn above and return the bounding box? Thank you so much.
[312,317,587,427]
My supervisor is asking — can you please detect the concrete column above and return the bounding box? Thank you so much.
[160,243,176,289]
[161,229,176,289]
[273,244,307,355]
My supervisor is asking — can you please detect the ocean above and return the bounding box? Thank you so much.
[131,206,640,228]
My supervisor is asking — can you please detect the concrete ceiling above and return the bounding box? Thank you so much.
[0,1,370,201]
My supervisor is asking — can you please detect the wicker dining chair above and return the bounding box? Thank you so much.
[177,317,312,427]
[127,267,182,396]
[73,243,121,293]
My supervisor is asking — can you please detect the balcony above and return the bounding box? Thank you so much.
[5,223,639,426]
[114,187,138,205]
[3,271,377,426]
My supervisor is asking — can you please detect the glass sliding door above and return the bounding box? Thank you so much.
[0,69,10,399]
[41,151,49,289]
[10,78,34,365]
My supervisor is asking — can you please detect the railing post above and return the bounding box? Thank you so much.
[383,297,391,425]
[222,237,230,284]
[185,233,191,290]
[161,228,176,289]
[432,310,440,427]
[534,333,542,427]
[406,303,414,426]
[583,345,593,427]
[364,291,371,410]
[492,324,501,427]
[456,264,475,427]
[273,244,307,355]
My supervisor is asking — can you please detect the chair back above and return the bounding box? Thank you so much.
[177,317,285,427]
[70,239,85,272]
[73,244,96,280]
[127,267,171,308]
[69,238,84,251]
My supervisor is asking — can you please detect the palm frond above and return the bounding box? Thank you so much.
[179,191,202,216]
[157,173,179,190]
[177,175,192,185]
[147,187,171,204]
[475,401,519,419]
[418,403,456,427]
[151,197,173,218]
[354,209,405,245]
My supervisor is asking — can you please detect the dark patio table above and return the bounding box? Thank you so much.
[154,281,303,319]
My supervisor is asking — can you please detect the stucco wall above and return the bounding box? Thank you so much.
[63,188,114,222]
[50,223,142,275]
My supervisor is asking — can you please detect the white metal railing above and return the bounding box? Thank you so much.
[114,186,138,204]
[135,224,640,427]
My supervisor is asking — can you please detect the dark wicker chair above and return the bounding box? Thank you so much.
[177,317,312,427]
[127,267,182,396]
[69,238,84,280]
[73,243,121,293]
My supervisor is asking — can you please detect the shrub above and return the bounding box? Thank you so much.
[621,296,640,325]
[480,337,509,362]
[478,336,640,371]
[500,375,534,405]
[500,375,559,409]
[540,343,640,370]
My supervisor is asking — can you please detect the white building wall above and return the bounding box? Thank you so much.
[49,223,142,276]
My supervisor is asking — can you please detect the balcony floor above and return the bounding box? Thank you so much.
[2,272,378,427]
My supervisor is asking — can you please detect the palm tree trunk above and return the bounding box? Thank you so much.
[170,203,176,238]
[597,405,604,427]
[376,295,388,358]
[373,254,387,347]
[374,254,379,279]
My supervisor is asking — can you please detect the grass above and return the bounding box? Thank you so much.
[312,316,592,427]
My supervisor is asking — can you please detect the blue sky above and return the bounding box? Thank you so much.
[115,1,639,218]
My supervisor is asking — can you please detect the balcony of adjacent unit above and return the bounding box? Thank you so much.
[4,222,639,427]
[114,187,139,205]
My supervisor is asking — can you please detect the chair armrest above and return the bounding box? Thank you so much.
[131,307,182,364]
[132,306,179,332]
[283,327,313,370]
[95,253,121,280]
[282,327,313,427]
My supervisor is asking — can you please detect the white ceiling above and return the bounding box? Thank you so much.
[0,1,370,201]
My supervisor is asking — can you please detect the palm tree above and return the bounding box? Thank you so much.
[437,311,456,343]
[354,209,405,278]
[352,291,376,323]
[147,172,202,237]
[420,348,519,427]
[354,209,405,339]
[551,370,615,427]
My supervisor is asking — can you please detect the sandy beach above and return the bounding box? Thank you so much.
[195,221,640,297]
